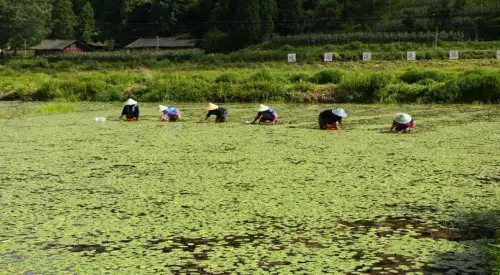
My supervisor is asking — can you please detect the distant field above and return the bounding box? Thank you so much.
[1,102,499,274]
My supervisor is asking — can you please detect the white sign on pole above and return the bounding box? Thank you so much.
[449,50,459,60]
[407,51,416,61]
[324,53,333,62]
[497,50,500,59]
[287,53,296,63]
[362,52,371,61]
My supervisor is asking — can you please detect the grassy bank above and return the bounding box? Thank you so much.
[1,60,500,104]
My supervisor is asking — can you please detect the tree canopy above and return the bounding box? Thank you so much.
[0,0,500,51]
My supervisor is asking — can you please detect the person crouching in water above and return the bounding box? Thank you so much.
[120,98,140,121]
[205,103,228,123]
[390,113,416,133]
[158,105,181,122]
[251,104,278,125]
[318,108,347,130]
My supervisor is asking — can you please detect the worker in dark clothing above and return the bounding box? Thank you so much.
[205,103,228,123]
[318,108,347,130]
[120,98,140,121]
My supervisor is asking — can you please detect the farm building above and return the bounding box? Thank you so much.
[125,37,199,51]
[87,42,109,52]
[30,40,93,56]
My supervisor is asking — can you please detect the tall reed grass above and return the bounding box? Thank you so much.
[1,67,499,104]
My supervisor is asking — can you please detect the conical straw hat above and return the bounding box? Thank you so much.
[255,104,269,112]
[393,113,412,124]
[124,98,137,105]
[157,105,168,112]
[332,108,347,118]
[207,103,218,110]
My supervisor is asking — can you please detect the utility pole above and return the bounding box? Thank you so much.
[435,27,438,48]
[156,36,159,52]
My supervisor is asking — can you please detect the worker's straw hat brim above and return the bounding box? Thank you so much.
[124,98,138,105]
[207,103,219,111]
[255,104,270,112]
[332,108,347,118]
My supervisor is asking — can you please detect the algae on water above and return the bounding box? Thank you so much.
[0,103,499,274]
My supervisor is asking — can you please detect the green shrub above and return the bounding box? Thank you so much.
[289,73,310,83]
[143,76,216,102]
[32,82,64,101]
[345,41,363,51]
[422,77,460,103]
[311,69,345,84]
[340,72,392,102]
[95,88,123,102]
[375,83,421,103]
[457,70,500,103]
[487,232,500,274]
[250,69,274,81]
[215,73,237,84]
[400,69,448,84]
[292,81,315,93]
[213,82,237,102]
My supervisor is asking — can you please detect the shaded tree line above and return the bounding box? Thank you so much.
[1,0,500,52]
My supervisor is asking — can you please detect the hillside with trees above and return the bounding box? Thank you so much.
[1,0,500,52]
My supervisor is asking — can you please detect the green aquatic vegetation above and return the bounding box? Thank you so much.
[0,103,499,274]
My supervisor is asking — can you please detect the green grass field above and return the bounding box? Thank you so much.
[1,102,499,274]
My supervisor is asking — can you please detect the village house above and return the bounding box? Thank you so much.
[125,37,199,51]
[30,40,93,56]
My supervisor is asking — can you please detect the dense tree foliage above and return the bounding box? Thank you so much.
[51,0,78,39]
[1,0,500,51]
[0,0,52,51]
[78,1,97,42]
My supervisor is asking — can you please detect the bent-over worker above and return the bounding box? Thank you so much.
[120,98,140,121]
[389,113,416,133]
[205,103,228,123]
[318,108,347,130]
[251,104,278,125]
[158,105,181,121]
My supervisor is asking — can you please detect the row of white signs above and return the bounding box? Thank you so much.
[287,50,500,62]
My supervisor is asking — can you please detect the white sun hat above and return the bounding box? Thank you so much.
[332,108,347,118]
[255,104,270,112]
[207,103,218,110]
[157,105,168,112]
[124,98,138,105]
[393,113,412,124]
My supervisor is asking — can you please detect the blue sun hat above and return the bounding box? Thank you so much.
[332,108,347,118]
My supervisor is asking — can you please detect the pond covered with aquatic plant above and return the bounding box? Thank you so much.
[1,102,499,274]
